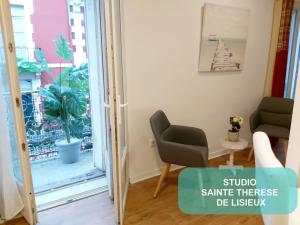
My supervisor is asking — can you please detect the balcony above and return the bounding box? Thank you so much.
[21,90,104,193]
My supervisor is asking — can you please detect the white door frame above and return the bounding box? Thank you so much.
[85,0,107,171]
[85,0,115,199]
[102,0,129,223]
[0,1,37,224]
[103,0,120,220]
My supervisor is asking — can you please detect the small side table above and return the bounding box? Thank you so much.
[220,138,248,167]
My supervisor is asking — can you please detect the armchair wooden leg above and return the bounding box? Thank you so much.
[247,147,254,162]
[280,138,289,158]
[153,163,170,198]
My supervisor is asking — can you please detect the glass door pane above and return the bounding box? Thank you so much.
[0,0,36,223]
[8,0,106,196]
[0,30,23,183]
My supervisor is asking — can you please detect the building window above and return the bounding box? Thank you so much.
[70,18,74,26]
[73,45,76,52]
[72,32,75,39]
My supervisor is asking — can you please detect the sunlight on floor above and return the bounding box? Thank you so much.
[36,177,108,211]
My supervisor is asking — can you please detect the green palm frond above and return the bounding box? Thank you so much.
[55,34,73,61]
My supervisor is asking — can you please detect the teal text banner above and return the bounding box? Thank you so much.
[178,168,297,214]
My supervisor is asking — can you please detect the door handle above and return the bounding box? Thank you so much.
[104,102,110,108]
[117,95,128,125]
[119,102,128,108]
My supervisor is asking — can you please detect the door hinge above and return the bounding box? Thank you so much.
[8,42,14,53]
[15,97,21,107]
[29,193,35,213]
[21,142,26,151]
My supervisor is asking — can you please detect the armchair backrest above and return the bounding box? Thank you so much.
[257,97,294,128]
[150,110,170,142]
[253,132,288,225]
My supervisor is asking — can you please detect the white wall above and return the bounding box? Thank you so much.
[122,0,274,183]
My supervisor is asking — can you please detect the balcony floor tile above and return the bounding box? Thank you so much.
[31,151,105,193]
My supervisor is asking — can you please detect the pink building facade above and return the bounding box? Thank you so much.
[29,0,87,86]
[31,0,73,86]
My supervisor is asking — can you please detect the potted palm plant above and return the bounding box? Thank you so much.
[39,35,87,164]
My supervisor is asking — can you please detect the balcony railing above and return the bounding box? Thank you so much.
[16,46,36,61]
[21,90,93,162]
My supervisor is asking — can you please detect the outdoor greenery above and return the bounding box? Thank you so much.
[17,49,50,74]
[54,63,89,95]
[39,35,89,143]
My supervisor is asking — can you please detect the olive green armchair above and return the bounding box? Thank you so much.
[248,97,294,161]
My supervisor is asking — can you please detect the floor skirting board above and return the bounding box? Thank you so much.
[129,147,241,184]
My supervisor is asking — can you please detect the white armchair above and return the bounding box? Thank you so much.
[253,132,299,225]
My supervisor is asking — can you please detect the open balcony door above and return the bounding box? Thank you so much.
[0,1,37,224]
[103,0,129,224]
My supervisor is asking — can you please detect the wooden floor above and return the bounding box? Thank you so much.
[5,149,264,225]
[5,192,116,225]
[124,148,263,225]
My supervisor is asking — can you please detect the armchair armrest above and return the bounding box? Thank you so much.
[162,125,208,147]
[250,110,260,133]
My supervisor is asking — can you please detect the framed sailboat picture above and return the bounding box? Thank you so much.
[198,4,250,72]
